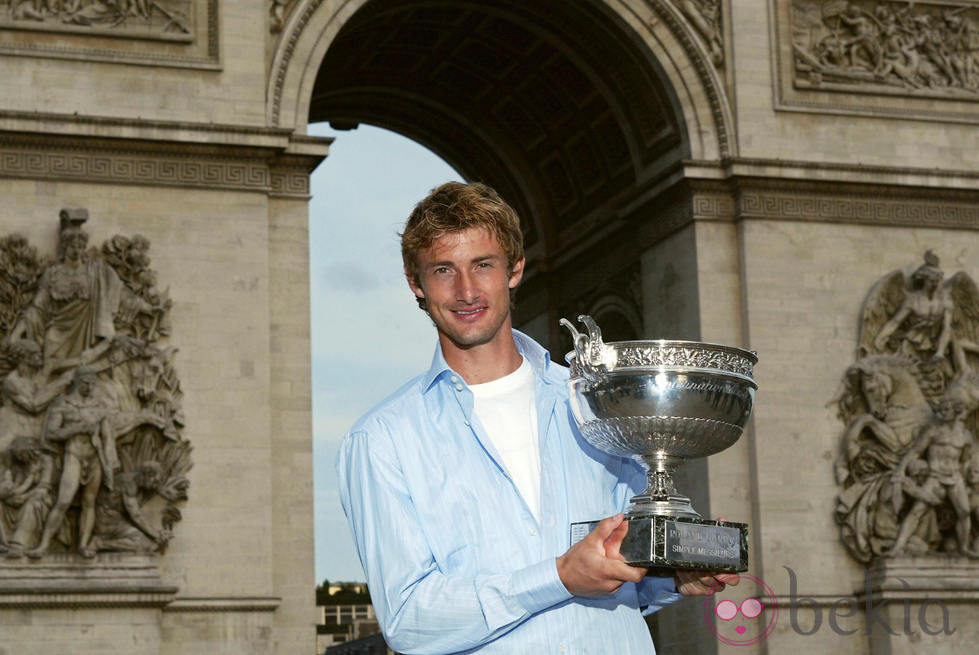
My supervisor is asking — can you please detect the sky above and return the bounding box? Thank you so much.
[308,122,460,584]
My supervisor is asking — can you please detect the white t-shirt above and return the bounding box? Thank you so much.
[469,357,541,521]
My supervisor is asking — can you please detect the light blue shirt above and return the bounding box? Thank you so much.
[336,330,682,654]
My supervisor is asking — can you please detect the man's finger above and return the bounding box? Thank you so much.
[675,569,733,596]
[588,513,625,542]
[605,559,645,584]
[716,573,740,586]
[603,517,629,560]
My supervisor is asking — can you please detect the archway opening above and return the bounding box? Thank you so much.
[310,0,690,278]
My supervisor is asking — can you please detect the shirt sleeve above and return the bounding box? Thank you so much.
[336,427,573,655]
[636,575,684,614]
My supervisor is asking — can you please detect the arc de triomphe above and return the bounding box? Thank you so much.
[2,1,979,653]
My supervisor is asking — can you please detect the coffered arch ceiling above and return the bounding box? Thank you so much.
[309,0,689,264]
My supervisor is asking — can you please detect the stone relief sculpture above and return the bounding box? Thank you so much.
[0,0,191,39]
[0,211,189,560]
[676,0,724,66]
[834,251,979,562]
[792,1,979,98]
[270,0,288,33]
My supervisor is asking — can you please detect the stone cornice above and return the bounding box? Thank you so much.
[684,159,979,226]
[686,157,979,190]
[0,588,179,609]
[163,596,283,612]
[0,128,328,197]
[0,554,178,608]
[0,110,315,149]
[633,158,979,247]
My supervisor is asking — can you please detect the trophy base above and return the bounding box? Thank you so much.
[570,515,748,573]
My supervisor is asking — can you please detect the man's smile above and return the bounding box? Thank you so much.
[451,306,488,321]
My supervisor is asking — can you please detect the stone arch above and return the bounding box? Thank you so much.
[268,0,733,307]
[269,0,732,160]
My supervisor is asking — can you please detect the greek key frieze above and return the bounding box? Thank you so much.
[0,147,270,192]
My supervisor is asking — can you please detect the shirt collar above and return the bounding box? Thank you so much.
[420,329,553,393]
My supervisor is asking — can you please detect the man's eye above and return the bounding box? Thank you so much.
[434,267,451,275]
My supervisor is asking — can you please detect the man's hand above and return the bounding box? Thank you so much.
[674,569,739,596]
[675,516,742,596]
[556,514,646,597]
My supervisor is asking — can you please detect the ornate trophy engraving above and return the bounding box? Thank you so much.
[562,315,756,572]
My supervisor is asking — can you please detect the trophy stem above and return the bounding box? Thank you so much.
[627,454,701,519]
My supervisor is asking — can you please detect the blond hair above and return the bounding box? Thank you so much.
[400,182,524,310]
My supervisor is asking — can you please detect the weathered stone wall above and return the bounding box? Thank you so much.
[731,1,979,171]
[0,174,315,653]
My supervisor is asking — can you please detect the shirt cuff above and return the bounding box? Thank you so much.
[638,574,684,614]
[511,558,573,615]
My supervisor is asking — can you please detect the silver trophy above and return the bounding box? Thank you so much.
[562,315,757,572]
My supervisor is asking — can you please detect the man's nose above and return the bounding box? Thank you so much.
[455,271,478,303]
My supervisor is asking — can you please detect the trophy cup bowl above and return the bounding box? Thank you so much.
[562,315,757,572]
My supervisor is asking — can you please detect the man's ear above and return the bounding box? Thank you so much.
[508,257,525,289]
[406,268,425,300]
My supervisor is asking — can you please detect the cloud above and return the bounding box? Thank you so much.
[317,261,384,293]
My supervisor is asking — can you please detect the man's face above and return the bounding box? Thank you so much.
[938,398,967,421]
[407,227,524,353]
[77,377,95,397]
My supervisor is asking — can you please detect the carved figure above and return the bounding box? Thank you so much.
[677,0,724,66]
[0,437,57,558]
[27,367,116,558]
[5,226,123,374]
[861,251,979,400]
[0,340,73,453]
[792,1,979,97]
[835,252,979,563]
[834,355,932,561]
[0,213,189,560]
[4,0,190,36]
[270,0,287,33]
[839,3,883,70]
[87,461,169,553]
[886,387,978,556]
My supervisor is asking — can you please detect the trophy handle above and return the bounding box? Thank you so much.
[559,314,609,381]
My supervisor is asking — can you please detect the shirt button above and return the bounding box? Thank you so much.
[559,646,567,653]
[450,376,459,383]
[455,384,463,391]
[529,528,537,536]
[464,420,471,426]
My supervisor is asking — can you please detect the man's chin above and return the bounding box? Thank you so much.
[438,324,502,350]
[445,332,495,350]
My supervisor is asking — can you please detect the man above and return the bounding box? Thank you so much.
[27,366,117,559]
[0,339,74,451]
[337,182,736,654]
[0,436,57,557]
[887,386,978,557]
[87,460,171,553]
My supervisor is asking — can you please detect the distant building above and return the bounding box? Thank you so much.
[316,581,395,655]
